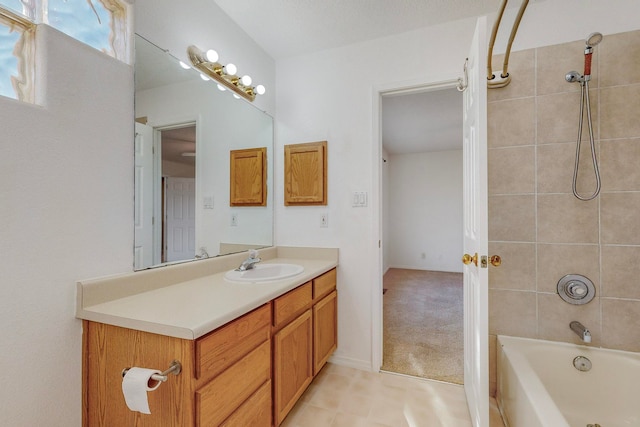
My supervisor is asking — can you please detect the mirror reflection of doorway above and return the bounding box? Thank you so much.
[159,125,196,264]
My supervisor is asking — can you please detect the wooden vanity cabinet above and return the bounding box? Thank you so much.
[272,268,338,426]
[82,303,272,427]
[83,268,338,427]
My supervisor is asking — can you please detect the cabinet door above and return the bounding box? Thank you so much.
[273,309,313,426]
[313,290,338,375]
[284,141,327,205]
[230,147,267,206]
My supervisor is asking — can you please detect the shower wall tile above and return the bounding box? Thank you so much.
[601,192,640,245]
[487,29,640,354]
[488,242,535,291]
[489,289,537,338]
[537,194,599,243]
[537,293,601,346]
[487,98,535,148]
[601,245,640,299]
[536,142,575,194]
[600,138,640,191]
[537,91,599,144]
[488,195,535,242]
[601,298,640,352]
[536,39,592,96]
[488,50,535,102]
[536,244,599,294]
[600,84,640,139]
[600,30,640,87]
[488,146,535,194]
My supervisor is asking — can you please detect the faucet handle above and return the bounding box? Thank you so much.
[249,249,259,259]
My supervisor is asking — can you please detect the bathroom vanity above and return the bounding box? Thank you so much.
[77,247,338,426]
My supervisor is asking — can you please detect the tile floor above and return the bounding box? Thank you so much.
[281,363,506,427]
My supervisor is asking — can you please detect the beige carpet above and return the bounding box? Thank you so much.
[382,268,464,384]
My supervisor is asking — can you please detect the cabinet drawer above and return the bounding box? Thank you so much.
[273,282,312,328]
[313,268,336,300]
[196,303,271,382]
[220,380,271,427]
[196,340,271,427]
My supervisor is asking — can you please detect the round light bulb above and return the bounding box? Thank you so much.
[200,74,210,81]
[240,75,252,86]
[233,94,241,99]
[217,84,226,91]
[255,84,266,95]
[178,61,190,70]
[225,63,237,76]
[205,49,218,62]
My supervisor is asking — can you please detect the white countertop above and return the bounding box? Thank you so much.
[76,248,338,340]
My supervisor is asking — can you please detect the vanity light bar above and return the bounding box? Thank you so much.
[187,45,263,102]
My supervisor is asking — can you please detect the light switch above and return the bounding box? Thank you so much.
[352,191,368,207]
[203,196,214,209]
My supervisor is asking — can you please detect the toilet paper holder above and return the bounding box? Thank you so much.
[121,360,182,383]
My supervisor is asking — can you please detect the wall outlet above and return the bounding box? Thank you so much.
[320,213,328,228]
[231,213,238,226]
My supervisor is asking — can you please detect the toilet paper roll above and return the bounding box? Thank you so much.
[121,367,163,414]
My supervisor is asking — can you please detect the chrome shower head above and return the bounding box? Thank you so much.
[586,32,603,48]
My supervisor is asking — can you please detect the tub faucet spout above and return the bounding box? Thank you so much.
[570,321,591,343]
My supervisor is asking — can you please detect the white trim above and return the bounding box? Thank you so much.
[371,74,462,373]
[327,354,373,372]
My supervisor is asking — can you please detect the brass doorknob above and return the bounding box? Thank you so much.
[462,253,478,266]
[490,255,502,267]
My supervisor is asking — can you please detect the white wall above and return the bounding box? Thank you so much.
[387,150,463,273]
[275,0,640,370]
[381,147,391,273]
[0,26,133,426]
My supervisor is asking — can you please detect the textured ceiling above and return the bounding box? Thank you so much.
[213,0,505,59]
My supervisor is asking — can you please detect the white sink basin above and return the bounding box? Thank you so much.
[224,263,304,283]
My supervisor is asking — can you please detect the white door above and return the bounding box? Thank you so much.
[462,16,489,427]
[134,122,154,269]
[165,177,196,262]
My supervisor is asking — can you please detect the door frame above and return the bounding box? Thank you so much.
[371,76,462,372]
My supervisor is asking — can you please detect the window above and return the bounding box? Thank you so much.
[0,0,130,102]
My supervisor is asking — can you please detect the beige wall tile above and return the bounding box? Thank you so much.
[601,245,640,299]
[600,30,640,87]
[488,195,536,242]
[536,142,574,194]
[489,289,537,337]
[488,242,535,291]
[488,98,535,148]
[488,146,535,194]
[488,50,535,102]
[537,293,601,346]
[601,192,640,245]
[537,39,592,96]
[601,298,640,352]
[600,138,640,191]
[536,243,599,294]
[537,91,598,144]
[600,84,640,140]
[537,194,599,243]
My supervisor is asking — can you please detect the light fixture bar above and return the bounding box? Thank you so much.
[187,45,257,102]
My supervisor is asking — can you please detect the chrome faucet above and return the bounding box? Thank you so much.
[235,250,261,271]
[570,321,592,343]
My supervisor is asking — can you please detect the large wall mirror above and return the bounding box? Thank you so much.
[134,34,274,270]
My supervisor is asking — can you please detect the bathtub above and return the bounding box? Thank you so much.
[496,335,640,427]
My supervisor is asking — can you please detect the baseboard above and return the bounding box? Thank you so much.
[327,354,374,372]
[388,264,463,274]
